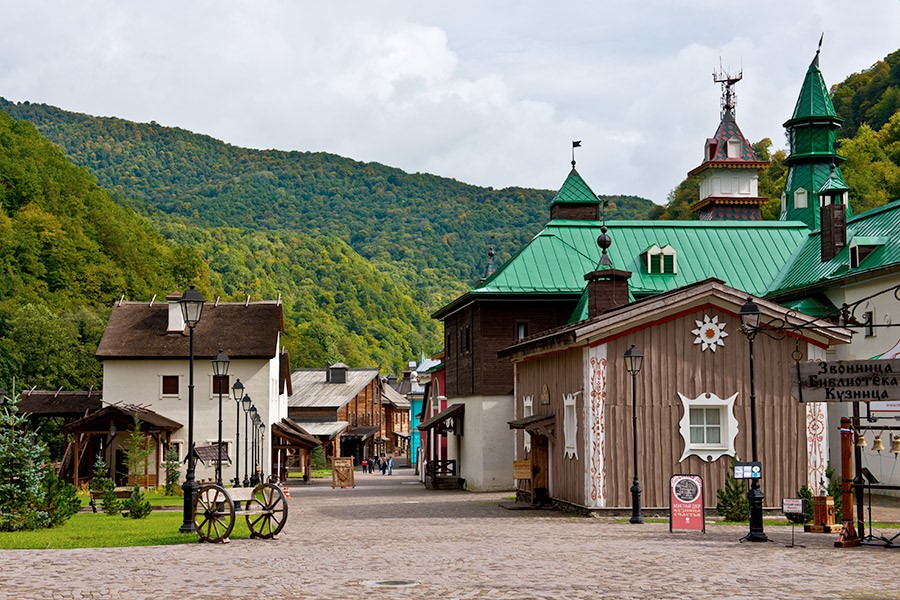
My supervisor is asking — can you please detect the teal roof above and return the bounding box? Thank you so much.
[785,54,842,126]
[769,199,900,295]
[780,295,839,319]
[474,219,810,299]
[550,168,601,205]
[818,167,850,194]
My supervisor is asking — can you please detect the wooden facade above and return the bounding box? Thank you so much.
[509,284,850,510]
[443,299,577,398]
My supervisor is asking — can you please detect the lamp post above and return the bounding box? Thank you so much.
[259,422,266,483]
[231,379,244,486]
[211,349,230,486]
[179,285,206,534]
[623,344,644,525]
[739,297,769,543]
[241,395,252,487]
[250,409,260,485]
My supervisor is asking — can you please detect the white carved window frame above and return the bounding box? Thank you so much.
[677,392,739,462]
[563,392,578,459]
[794,188,808,209]
[523,395,534,453]
[726,137,742,159]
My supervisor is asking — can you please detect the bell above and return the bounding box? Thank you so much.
[872,434,885,453]
[856,432,867,448]
[891,434,900,455]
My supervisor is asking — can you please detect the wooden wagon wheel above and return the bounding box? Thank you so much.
[192,484,235,543]
[246,483,288,539]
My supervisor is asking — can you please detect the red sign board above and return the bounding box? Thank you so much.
[669,474,705,533]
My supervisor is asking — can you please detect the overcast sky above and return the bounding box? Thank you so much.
[1,1,897,203]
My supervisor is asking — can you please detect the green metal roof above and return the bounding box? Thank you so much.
[785,54,842,126]
[550,168,601,205]
[817,167,851,194]
[780,295,839,319]
[768,199,900,295]
[473,219,810,299]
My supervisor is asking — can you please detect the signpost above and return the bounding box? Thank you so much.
[793,359,900,403]
[782,498,807,548]
[513,460,533,504]
[331,457,355,489]
[669,475,705,533]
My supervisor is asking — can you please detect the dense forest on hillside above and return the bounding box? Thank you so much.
[0,98,654,311]
[653,49,900,219]
[0,114,441,392]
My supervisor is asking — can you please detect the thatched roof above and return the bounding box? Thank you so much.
[96,301,283,360]
[18,389,102,416]
[64,404,182,434]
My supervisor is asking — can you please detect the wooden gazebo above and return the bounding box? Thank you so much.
[64,404,182,488]
[271,419,321,483]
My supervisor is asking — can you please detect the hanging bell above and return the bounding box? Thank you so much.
[891,434,900,455]
[856,432,867,448]
[872,434,885,453]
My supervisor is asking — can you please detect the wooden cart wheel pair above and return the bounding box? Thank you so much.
[192,483,289,543]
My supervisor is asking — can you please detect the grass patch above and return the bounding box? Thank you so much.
[309,468,332,478]
[0,511,254,549]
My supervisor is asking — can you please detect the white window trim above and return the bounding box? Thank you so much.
[726,137,741,159]
[208,373,231,400]
[160,374,182,400]
[644,244,677,274]
[677,392,738,463]
[523,395,534,453]
[168,440,185,463]
[563,392,578,459]
[204,439,234,464]
[794,188,808,209]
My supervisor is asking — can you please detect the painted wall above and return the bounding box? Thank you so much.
[451,395,515,492]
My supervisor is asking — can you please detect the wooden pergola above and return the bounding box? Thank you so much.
[64,404,182,488]
[271,419,321,483]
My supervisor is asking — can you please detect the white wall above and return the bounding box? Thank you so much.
[451,395,515,492]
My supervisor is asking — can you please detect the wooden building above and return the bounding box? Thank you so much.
[382,382,410,459]
[288,364,383,464]
[503,278,850,509]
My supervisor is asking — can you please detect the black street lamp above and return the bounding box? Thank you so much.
[739,297,769,543]
[259,421,266,483]
[250,410,260,486]
[623,344,644,525]
[211,349,230,486]
[231,378,244,487]
[241,395,252,487]
[179,284,206,534]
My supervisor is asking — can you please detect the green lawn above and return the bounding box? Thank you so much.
[0,511,255,549]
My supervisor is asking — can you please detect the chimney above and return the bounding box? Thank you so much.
[583,225,631,319]
[166,291,185,333]
[818,164,850,262]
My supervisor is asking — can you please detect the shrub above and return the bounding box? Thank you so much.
[40,464,81,527]
[91,454,120,516]
[311,446,326,470]
[716,457,749,522]
[121,486,152,519]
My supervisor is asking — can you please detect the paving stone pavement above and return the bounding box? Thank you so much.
[1,470,897,599]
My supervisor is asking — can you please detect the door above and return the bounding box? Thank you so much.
[531,434,550,505]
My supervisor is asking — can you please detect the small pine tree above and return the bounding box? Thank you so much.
[0,400,51,531]
[40,463,81,527]
[123,416,151,487]
[91,454,120,515]
[121,485,152,519]
[311,446,326,470]
[716,457,749,522]
[163,446,181,496]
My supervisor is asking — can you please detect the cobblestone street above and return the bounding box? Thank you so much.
[1,471,897,599]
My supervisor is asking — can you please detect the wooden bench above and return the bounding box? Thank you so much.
[88,488,134,513]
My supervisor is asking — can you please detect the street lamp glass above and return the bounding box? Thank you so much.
[623,344,644,375]
[232,378,244,403]
[249,406,258,421]
[179,285,206,327]
[740,298,761,330]
[241,394,252,412]
[212,349,230,377]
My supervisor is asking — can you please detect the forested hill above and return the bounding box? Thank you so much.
[0,111,443,389]
[0,98,655,310]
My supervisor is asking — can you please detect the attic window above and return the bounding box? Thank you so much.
[794,188,808,210]
[849,238,881,269]
[643,244,677,274]
[726,138,741,159]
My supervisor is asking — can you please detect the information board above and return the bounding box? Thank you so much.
[793,358,900,403]
[669,474,705,533]
[733,461,762,479]
[331,457,355,489]
[513,460,532,480]
[782,498,805,515]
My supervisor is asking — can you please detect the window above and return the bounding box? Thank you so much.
[161,375,180,397]
[677,392,738,463]
[204,440,231,464]
[523,395,534,452]
[211,374,230,396]
[563,392,578,459]
[726,138,741,158]
[794,188,808,209]
[643,244,677,274]
[166,441,184,462]
[516,322,528,341]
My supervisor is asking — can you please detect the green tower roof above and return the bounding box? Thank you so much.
[550,168,601,205]
[784,53,843,127]
[817,166,851,194]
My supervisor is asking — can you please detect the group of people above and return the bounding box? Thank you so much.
[361,454,394,475]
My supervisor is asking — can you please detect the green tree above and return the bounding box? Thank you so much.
[715,457,749,522]
[163,446,181,496]
[0,398,51,531]
[91,453,120,516]
[122,416,152,486]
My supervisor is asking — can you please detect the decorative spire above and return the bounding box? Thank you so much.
[597,226,613,268]
[813,33,824,67]
[571,140,582,169]
[713,64,742,120]
[485,235,496,278]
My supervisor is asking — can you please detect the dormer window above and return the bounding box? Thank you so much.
[705,139,717,161]
[794,188,808,209]
[849,237,883,269]
[726,138,741,159]
[642,244,677,274]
